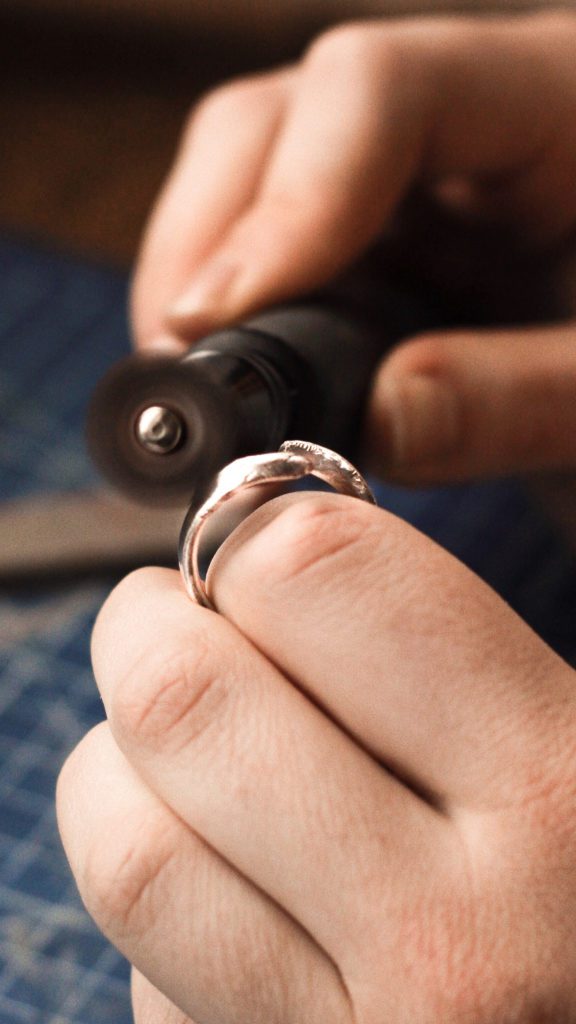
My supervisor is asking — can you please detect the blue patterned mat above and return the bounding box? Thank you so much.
[0,234,574,1022]
[0,237,132,1023]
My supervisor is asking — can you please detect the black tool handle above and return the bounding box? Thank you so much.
[87,269,444,506]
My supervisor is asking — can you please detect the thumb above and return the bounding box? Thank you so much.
[365,321,576,481]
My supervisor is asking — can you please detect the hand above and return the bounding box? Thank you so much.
[132,11,576,484]
[57,492,576,1023]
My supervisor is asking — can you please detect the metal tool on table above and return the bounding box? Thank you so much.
[0,489,185,582]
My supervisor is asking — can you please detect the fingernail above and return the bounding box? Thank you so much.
[143,333,189,355]
[168,259,240,325]
[381,374,461,468]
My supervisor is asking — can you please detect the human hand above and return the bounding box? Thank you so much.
[132,11,576,485]
[58,491,576,1023]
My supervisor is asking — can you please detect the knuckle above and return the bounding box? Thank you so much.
[93,567,158,637]
[397,15,471,52]
[305,21,382,71]
[112,638,228,757]
[92,568,166,667]
[535,8,576,37]
[385,333,455,381]
[186,72,277,135]
[305,19,435,82]
[82,809,179,940]
[250,494,374,589]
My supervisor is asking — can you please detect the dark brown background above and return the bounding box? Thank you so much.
[0,7,297,267]
[0,1,559,268]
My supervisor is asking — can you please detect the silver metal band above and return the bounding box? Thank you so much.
[178,440,375,609]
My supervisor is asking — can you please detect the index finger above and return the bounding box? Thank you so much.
[168,12,576,333]
[91,566,452,959]
[132,68,292,347]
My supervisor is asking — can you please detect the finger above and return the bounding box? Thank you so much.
[207,492,574,814]
[365,321,576,481]
[167,22,426,332]
[132,970,194,1024]
[91,568,453,960]
[168,12,576,334]
[57,723,350,1024]
[132,68,292,348]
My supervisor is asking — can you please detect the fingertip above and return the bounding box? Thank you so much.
[366,369,462,477]
[91,567,185,690]
[366,323,576,482]
[365,331,477,480]
[168,258,240,321]
[139,333,190,356]
[164,308,223,344]
[93,566,180,635]
[166,196,368,337]
[103,566,183,612]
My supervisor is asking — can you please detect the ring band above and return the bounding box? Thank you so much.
[178,440,376,608]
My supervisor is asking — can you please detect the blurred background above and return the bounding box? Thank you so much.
[2,3,576,1023]
[0,0,565,268]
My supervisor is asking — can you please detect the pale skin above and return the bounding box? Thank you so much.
[57,11,576,1023]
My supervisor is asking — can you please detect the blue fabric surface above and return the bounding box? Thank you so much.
[0,233,574,1022]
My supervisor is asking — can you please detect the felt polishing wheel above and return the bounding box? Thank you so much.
[87,355,241,506]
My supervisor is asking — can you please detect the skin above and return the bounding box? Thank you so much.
[58,494,576,1023]
[58,12,576,1023]
[132,10,576,481]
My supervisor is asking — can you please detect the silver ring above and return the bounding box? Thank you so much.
[179,440,376,608]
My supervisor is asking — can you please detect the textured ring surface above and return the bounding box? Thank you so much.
[179,440,376,608]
